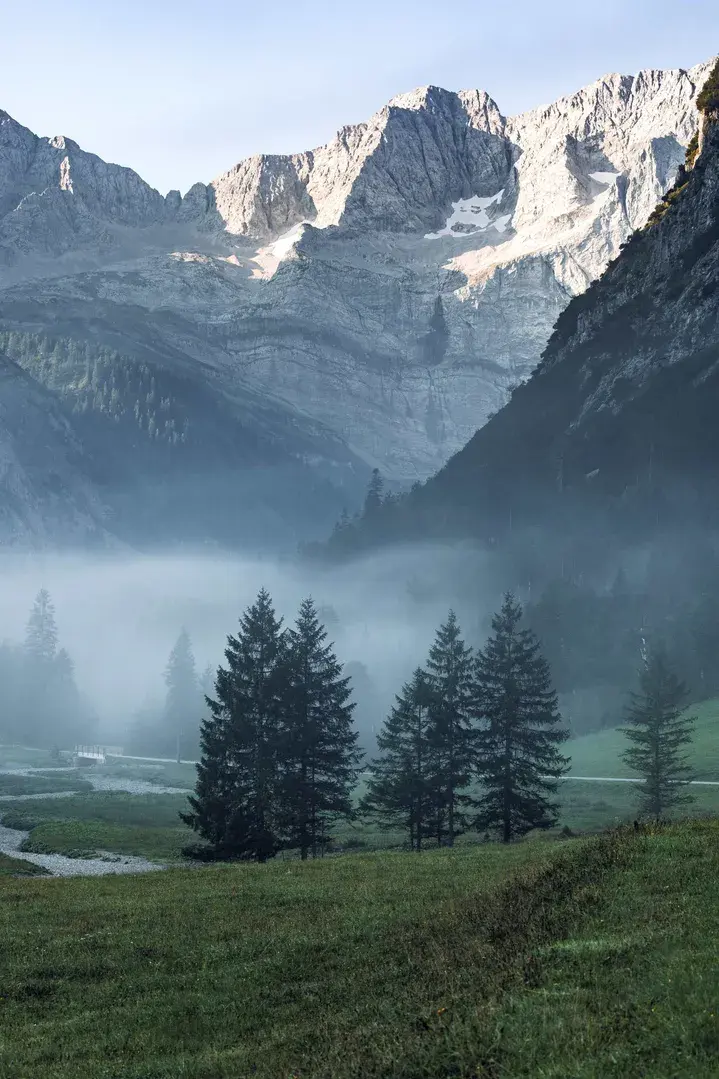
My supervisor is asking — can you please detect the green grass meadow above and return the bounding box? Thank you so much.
[0,792,194,863]
[103,757,197,789]
[0,821,717,1077]
[2,773,719,865]
[0,745,67,769]
[0,773,93,796]
[19,820,191,861]
[567,697,719,779]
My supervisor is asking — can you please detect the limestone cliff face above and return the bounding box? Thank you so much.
[353,75,719,556]
[0,60,714,545]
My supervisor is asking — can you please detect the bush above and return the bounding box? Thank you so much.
[181,841,220,861]
[697,59,719,114]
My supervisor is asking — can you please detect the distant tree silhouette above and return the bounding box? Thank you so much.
[20,590,91,747]
[163,628,199,761]
[620,648,695,819]
[363,469,384,517]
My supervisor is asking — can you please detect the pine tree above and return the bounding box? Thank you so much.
[361,668,434,850]
[620,649,695,819]
[128,694,164,757]
[363,469,384,516]
[24,589,58,664]
[163,628,199,761]
[199,665,214,697]
[425,611,475,846]
[331,508,351,539]
[22,590,58,746]
[474,593,570,842]
[181,589,287,861]
[53,648,95,747]
[20,590,90,749]
[279,598,362,858]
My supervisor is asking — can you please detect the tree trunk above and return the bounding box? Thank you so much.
[311,761,317,859]
[448,731,455,848]
[503,728,511,844]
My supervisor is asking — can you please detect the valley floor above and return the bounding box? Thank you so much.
[0,820,717,1077]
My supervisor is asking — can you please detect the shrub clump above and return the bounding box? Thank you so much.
[697,58,719,115]
[685,130,700,169]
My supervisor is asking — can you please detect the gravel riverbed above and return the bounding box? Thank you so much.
[0,822,166,877]
[0,766,189,877]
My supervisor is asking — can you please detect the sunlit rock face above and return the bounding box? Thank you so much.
[0,60,713,545]
[355,89,719,560]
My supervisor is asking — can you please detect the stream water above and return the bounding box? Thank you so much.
[0,766,190,878]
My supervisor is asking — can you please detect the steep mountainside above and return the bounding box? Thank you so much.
[330,66,719,569]
[0,351,111,546]
[0,60,714,546]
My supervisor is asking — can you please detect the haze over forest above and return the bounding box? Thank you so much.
[0,545,496,751]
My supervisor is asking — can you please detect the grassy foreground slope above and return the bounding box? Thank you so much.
[0,852,47,877]
[1,822,717,1078]
[567,698,719,780]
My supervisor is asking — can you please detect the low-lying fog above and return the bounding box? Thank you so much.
[0,544,496,749]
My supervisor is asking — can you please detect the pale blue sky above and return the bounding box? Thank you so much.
[2,1,717,194]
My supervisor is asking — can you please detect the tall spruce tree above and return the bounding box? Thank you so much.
[474,593,570,842]
[361,668,434,850]
[280,598,362,858]
[425,610,475,846]
[181,589,287,861]
[163,628,199,761]
[620,648,695,819]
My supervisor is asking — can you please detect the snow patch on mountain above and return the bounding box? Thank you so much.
[424,191,506,238]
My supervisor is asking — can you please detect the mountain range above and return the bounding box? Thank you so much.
[0,58,714,548]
